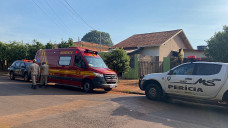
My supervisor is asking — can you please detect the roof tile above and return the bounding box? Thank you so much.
[113,29,182,48]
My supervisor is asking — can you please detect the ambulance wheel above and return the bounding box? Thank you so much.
[10,72,15,80]
[83,80,93,93]
[24,73,29,82]
[145,84,163,100]
[104,88,112,91]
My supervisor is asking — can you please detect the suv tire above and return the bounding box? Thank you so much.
[145,84,163,100]
[24,73,29,82]
[10,72,15,80]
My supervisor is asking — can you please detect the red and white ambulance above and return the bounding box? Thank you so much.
[35,47,118,92]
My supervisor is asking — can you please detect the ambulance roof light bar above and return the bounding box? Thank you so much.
[85,49,98,55]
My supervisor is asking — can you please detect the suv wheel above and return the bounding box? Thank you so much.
[145,84,163,100]
[10,72,15,80]
[83,80,93,93]
[24,73,29,82]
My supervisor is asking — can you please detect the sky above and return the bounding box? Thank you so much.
[0,0,228,49]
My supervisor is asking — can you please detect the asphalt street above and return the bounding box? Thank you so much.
[0,76,228,128]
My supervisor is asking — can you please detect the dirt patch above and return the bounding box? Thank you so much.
[111,79,145,95]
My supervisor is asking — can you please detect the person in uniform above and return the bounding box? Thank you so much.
[40,62,49,88]
[29,59,40,89]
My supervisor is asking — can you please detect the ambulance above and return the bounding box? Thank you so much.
[35,47,118,92]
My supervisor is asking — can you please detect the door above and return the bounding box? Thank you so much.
[69,55,87,86]
[165,63,196,96]
[19,62,26,76]
[193,63,226,98]
[14,62,21,76]
[56,56,73,85]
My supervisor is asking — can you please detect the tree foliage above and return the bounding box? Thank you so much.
[81,30,113,47]
[58,38,74,48]
[0,40,57,70]
[205,26,228,62]
[45,42,55,49]
[103,48,130,76]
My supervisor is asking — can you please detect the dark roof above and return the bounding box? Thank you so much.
[113,29,192,49]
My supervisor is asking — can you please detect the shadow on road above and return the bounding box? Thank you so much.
[111,96,228,128]
[0,76,107,96]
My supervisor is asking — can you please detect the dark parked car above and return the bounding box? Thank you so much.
[8,60,33,81]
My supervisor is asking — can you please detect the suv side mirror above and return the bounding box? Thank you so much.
[168,70,173,75]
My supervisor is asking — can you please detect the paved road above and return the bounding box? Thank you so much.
[0,76,228,128]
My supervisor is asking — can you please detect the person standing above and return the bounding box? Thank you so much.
[29,59,40,89]
[40,62,49,88]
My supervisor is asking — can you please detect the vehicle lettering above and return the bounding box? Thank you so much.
[194,78,221,86]
[60,51,73,54]
[170,78,221,86]
[168,85,203,92]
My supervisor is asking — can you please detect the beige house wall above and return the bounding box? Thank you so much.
[159,34,188,61]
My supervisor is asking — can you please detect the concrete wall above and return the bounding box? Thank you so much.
[140,47,159,56]
[159,34,188,61]
[184,50,206,58]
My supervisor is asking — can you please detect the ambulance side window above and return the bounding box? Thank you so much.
[59,56,72,66]
[75,56,86,68]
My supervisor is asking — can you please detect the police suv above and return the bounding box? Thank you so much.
[139,61,228,105]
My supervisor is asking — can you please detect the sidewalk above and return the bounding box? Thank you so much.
[0,71,144,95]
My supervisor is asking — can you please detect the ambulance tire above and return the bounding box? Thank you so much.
[104,88,112,91]
[83,80,94,93]
[145,84,163,100]
[10,72,15,80]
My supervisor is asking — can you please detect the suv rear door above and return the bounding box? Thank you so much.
[14,61,21,76]
[19,62,26,76]
[193,63,226,98]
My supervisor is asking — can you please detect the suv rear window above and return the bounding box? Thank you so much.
[195,63,222,75]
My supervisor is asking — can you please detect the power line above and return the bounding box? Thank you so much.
[31,0,71,37]
[63,0,95,30]
[44,0,75,36]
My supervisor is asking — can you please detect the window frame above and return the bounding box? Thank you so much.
[171,63,196,75]
[58,56,72,66]
[195,63,222,75]
[74,55,86,68]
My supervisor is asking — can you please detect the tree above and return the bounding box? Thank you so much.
[81,30,113,47]
[58,38,74,48]
[26,40,45,60]
[205,26,228,62]
[103,48,130,76]
[45,42,55,49]
[0,42,7,70]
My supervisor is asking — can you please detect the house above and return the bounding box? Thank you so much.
[113,29,193,61]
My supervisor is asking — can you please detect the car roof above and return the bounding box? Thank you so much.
[186,61,228,65]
